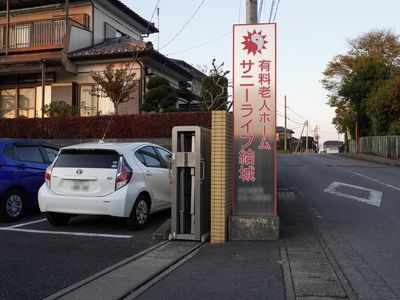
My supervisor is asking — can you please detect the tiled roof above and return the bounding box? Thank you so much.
[277,126,294,134]
[68,37,193,80]
[68,37,152,59]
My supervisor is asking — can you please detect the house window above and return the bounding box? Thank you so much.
[0,89,17,118]
[79,85,115,116]
[0,87,51,118]
[80,85,97,116]
[9,23,32,48]
[105,23,124,39]
[17,88,35,118]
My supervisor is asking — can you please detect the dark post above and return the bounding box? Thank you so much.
[41,59,46,118]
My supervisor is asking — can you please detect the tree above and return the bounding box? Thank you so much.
[90,64,138,115]
[365,76,400,135]
[322,29,400,138]
[140,76,178,113]
[42,100,79,117]
[201,59,230,111]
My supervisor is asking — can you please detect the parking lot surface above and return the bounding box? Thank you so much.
[0,208,170,300]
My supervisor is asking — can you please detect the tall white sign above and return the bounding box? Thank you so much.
[233,23,277,216]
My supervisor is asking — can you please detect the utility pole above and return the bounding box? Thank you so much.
[295,121,306,154]
[284,95,287,151]
[157,7,160,50]
[305,120,309,154]
[246,0,258,24]
[314,125,320,153]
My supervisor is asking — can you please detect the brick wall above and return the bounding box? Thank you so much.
[211,111,233,243]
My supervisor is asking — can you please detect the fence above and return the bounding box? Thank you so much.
[350,136,400,159]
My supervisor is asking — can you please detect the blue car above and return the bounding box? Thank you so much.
[0,139,59,222]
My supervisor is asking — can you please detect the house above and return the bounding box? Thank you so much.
[323,140,344,153]
[170,59,207,111]
[0,0,196,118]
[276,126,294,142]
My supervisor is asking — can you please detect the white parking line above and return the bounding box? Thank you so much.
[10,218,47,228]
[324,181,383,207]
[0,227,133,239]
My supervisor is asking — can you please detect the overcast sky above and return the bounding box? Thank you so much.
[126,0,400,145]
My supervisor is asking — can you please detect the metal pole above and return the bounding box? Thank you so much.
[157,7,160,51]
[246,0,258,24]
[284,95,287,151]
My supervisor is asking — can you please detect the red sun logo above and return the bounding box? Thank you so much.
[242,30,268,55]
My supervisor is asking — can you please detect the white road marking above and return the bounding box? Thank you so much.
[0,227,133,239]
[10,218,47,228]
[324,181,383,207]
[345,169,400,192]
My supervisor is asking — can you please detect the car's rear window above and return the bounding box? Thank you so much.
[54,149,120,169]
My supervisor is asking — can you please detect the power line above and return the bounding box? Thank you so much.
[272,0,281,22]
[287,106,307,121]
[277,112,304,125]
[238,0,242,23]
[258,0,265,21]
[167,31,231,56]
[268,0,276,22]
[160,0,207,50]
[277,109,305,125]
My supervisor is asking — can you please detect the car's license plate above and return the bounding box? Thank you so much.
[72,182,89,192]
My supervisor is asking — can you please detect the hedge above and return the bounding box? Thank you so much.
[0,112,212,139]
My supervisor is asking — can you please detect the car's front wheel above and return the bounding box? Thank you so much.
[0,189,25,222]
[46,212,71,226]
[126,195,150,230]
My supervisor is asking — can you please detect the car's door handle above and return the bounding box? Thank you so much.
[16,164,26,169]
[145,171,152,176]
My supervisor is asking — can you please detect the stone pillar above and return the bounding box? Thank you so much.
[210,111,233,243]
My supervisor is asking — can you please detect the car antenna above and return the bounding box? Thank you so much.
[101,116,113,142]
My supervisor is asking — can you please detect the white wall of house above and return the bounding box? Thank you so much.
[69,26,93,52]
[92,1,144,44]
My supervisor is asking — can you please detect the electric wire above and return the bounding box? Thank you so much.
[159,0,207,50]
[101,0,160,140]
[277,109,305,125]
[258,0,265,21]
[272,0,281,22]
[268,0,276,23]
[277,112,304,125]
[166,31,231,56]
[238,0,242,23]
[287,106,307,121]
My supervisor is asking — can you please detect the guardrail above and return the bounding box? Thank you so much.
[350,136,400,159]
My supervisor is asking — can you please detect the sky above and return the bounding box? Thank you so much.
[126,0,400,146]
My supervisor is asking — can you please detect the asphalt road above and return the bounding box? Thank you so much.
[278,153,400,299]
[0,209,170,300]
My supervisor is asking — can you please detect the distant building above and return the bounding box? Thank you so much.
[276,126,294,141]
[323,141,344,153]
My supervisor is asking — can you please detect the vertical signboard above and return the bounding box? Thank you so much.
[233,23,276,216]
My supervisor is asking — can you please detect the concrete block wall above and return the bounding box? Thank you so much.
[210,111,233,243]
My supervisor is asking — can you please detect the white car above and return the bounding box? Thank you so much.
[38,142,171,230]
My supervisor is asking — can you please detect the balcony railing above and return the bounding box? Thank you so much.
[0,16,88,52]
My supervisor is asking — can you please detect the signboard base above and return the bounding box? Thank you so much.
[228,215,279,241]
